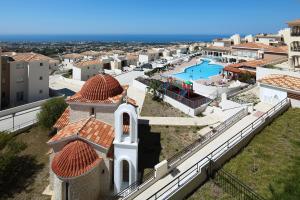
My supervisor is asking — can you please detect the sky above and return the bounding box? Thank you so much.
[0,0,299,35]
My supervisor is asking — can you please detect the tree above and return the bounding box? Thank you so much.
[37,97,67,129]
[147,80,162,101]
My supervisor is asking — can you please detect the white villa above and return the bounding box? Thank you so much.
[62,53,84,69]
[258,74,300,107]
[47,74,139,199]
[0,52,50,109]
[72,59,103,81]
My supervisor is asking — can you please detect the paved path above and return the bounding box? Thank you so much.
[139,116,219,127]
[133,102,273,200]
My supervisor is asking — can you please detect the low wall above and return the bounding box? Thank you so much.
[256,67,300,80]
[169,100,290,200]
[0,96,62,118]
[59,76,85,86]
[132,79,207,116]
[192,81,245,99]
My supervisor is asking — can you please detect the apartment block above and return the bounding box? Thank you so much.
[0,52,50,109]
[287,19,300,69]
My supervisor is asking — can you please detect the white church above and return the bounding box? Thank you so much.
[46,73,139,199]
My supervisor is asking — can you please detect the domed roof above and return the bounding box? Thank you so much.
[52,140,101,178]
[80,74,123,101]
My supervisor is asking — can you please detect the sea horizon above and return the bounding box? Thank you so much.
[0,34,232,43]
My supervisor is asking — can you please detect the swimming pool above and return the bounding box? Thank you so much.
[172,60,223,81]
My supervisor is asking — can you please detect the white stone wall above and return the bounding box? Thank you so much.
[72,66,82,81]
[259,84,287,105]
[27,60,49,102]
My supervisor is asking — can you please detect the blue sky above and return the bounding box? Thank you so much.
[0,0,299,35]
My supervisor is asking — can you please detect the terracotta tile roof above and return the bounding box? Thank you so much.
[3,52,57,62]
[63,53,84,59]
[287,19,300,26]
[259,75,300,91]
[53,107,70,129]
[80,50,102,56]
[232,42,288,54]
[226,59,272,69]
[203,45,232,52]
[52,140,101,178]
[74,59,102,68]
[49,117,115,149]
[67,74,128,104]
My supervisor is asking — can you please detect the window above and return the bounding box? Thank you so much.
[16,92,24,102]
[40,63,43,66]
[39,90,43,94]
[16,77,24,83]
[39,76,43,80]
[90,107,95,116]
[102,169,105,174]
[2,92,5,98]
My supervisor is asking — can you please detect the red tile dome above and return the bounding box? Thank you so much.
[52,140,101,178]
[80,74,123,101]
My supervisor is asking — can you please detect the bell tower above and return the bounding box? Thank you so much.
[113,103,138,193]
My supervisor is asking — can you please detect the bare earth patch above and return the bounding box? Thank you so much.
[140,94,190,117]
[5,126,51,200]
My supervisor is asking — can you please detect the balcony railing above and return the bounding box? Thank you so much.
[291,47,300,52]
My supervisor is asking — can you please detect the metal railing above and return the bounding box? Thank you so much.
[145,98,289,200]
[111,169,155,199]
[167,108,247,168]
[112,108,247,200]
[164,89,211,109]
[213,167,265,200]
[0,107,41,133]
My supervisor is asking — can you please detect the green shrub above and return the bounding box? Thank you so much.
[37,97,68,129]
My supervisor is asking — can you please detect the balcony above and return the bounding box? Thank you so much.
[291,47,300,52]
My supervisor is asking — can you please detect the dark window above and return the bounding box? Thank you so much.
[65,182,69,200]
[40,63,43,66]
[102,169,105,174]
[16,92,24,102]
[39,76,43,80]
[39,90,43,94]
[90,107,95,115]
[2,92,5,98]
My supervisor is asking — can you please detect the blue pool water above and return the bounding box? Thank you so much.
[172,60,223,81]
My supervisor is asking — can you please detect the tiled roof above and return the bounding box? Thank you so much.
[203,45,232,52]
[53,106,131,134]
[287,19,300,26]
[53,107,70,129]
[226,59,273,69]
[67,74,127,104]
[232,42,288,54]
[63,53,84,59]
[74,59,102,68]
[52,140,101,178]
[3,52,57,62]
[80,50,102,56]
[48,117,115,149]
[259,75,300,91]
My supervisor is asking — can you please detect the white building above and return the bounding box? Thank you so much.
[258,74,300,107]
[80,50,102,60]
[47,74,139,199]
[287,19,300,69]
[230,34,241,45]
[254,34,284,46]
[245,35,254,43]
[72,59,103,81]
[0,52,49,109]
[62,53,84,69]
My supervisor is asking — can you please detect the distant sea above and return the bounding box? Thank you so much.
[0,34,231,43]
